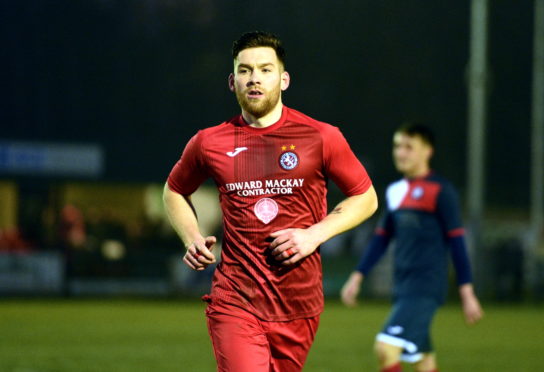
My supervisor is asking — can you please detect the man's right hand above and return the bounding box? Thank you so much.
[183,236,217,271]
[340,271,364,307]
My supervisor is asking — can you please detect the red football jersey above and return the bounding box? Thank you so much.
[167,106,372,321]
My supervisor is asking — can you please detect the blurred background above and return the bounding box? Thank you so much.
[1,0,542,302]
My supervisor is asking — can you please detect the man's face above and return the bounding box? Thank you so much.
[392,132,433,177]
[229,47,289,118]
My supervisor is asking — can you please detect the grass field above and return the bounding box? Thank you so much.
[0,298,542,372]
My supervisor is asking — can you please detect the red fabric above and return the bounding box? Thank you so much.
[447,227,465,237]
[206,300,320,372]
[375,227,389,236]
[398,179,441,213]
[168,106,372,321]
[381,362,403,372]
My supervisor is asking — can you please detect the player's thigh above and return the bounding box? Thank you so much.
[414,353,436,372]
[267,316,320,372]
[374,340,403,364]
[206,311,270,372]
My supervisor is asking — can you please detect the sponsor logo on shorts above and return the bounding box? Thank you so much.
[387,325,404,335]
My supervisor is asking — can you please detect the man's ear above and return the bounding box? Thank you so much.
[427,145,434,160]
[228,73,235,92]
[281,71,290,91]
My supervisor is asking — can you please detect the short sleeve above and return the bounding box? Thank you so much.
[322,126,372,196]
[166,131,209,195]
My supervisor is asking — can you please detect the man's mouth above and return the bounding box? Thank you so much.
[247,89,264,98]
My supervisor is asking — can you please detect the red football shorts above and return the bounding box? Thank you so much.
[205,300,320,372]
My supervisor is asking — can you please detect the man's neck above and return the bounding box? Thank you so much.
[405,166,430,179]
[242,103,284,128]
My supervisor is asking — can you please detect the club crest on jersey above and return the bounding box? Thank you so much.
[279,144,299,170]
[411,186,424,200]
[254,197,278,224]
[279,152,298,170]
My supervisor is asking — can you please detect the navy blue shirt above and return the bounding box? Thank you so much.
[356,172,471,303]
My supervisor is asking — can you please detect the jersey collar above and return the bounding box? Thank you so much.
[405,170,433,182]
[235,106,289,134]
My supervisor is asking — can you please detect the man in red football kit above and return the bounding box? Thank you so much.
[163,31,378,372]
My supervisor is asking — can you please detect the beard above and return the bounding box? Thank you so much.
[235,84,281,118]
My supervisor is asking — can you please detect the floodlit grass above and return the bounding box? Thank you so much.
[308,300,544,372]
[0,299,215,372]
[0,299,542,371]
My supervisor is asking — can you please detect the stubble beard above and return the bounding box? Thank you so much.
[235,85,281,119]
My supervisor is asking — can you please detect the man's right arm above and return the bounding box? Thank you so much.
[340,271,365,307]
[340,232,390,307]
[163,183,216,271]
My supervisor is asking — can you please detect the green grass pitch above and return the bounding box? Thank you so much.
[0,299,542,371]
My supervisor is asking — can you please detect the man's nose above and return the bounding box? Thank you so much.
[247,70,261,85]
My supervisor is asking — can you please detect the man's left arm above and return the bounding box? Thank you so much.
[439,182,484,324]
[449,236,484,324]
[269,186,378,265]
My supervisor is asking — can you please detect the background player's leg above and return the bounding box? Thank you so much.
[375,340,403,371]
[413,352,437,372]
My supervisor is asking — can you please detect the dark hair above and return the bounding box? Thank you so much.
[396,121,435,147]
[232,31,286,67]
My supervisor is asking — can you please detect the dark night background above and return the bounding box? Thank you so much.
[1,1,535,210]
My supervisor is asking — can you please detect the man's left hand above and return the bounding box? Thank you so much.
[269,228,320,265]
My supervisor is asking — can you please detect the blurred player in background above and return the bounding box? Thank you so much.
[163,31,378,371]
[341,123,483,372]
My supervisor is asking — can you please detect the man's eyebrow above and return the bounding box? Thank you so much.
[237,62,275,69]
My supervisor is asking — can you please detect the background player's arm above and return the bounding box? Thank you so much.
[439,183,484,325]
[163,183,216,271]
[341,271,365,307]
[459,283,484,324]
[270,185,378,265]
[341,228,390,307]
[449,236,484,324]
